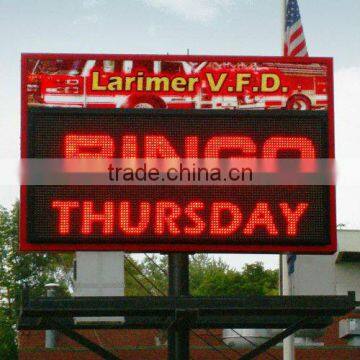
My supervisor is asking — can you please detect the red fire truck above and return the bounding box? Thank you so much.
[26,59,328,110]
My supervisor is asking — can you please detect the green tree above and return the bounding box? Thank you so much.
[190,255,278,296]
[190,254,242,296]
[124,253,278,297]
[0,307,17,359]
[239,262,279,296]
[124,254,168,296]
[0,202,73,359]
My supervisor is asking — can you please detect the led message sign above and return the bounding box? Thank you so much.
[21,54,335,253]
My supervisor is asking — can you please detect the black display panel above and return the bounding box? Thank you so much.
[21,108,335,253]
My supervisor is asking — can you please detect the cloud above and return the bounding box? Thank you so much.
[142,0,235,23]
[334,67,360,158]
[147,24,163,37]
[334,67,360,228]
[75,1,103,25]
[73,14,99,25]
[82,0,105,9]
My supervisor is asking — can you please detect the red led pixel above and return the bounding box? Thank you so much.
[279,202,308,236]
[155,201,182,235]
[121,135,137,158]
[184,136,199,158]
[184,201,205,235]
[210,202,242,236]
[145,135,179,158]
[52,201,79,234]
[65,134,114,158]
[263,136,316,158]
[243,202,279,236]
[119,201,150,235]
[204,136,256,158]
[81,201,114,235]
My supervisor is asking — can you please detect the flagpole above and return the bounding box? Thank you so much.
[279,0,287,297]
[279,0,286,298]
[281,0,286,55]
[282,1,295,359]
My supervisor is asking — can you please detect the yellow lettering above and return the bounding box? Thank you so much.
[171,77,187,92]
[206,73,228,92]
[236,73,251,92]
[137,72,144,91]
[108,76,123,91]
[146,77,170,91]
[125,77,136,91]
[188,77,199,91]
[92,72,107,91]
[261,74,280,92]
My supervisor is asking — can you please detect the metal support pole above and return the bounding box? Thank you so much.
[45,283,59,349]
[279,254,283,296]
[168,253,190,360]
[283,254,295,360]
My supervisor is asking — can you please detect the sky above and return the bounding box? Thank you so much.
[0,0,359,270]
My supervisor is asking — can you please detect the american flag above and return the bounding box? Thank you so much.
[284,0,308,57]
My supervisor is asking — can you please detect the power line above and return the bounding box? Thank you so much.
[125,260,159,296]
[125,256,165,295]
[191,329,234,360]
[124,256,196,360]
[139,254,281,360]
[144,253,168,276]
[133,254,236,360]
[125,255,236,360]
[203,328,243,357]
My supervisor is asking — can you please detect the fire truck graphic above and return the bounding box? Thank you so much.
[26,59,328,110]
